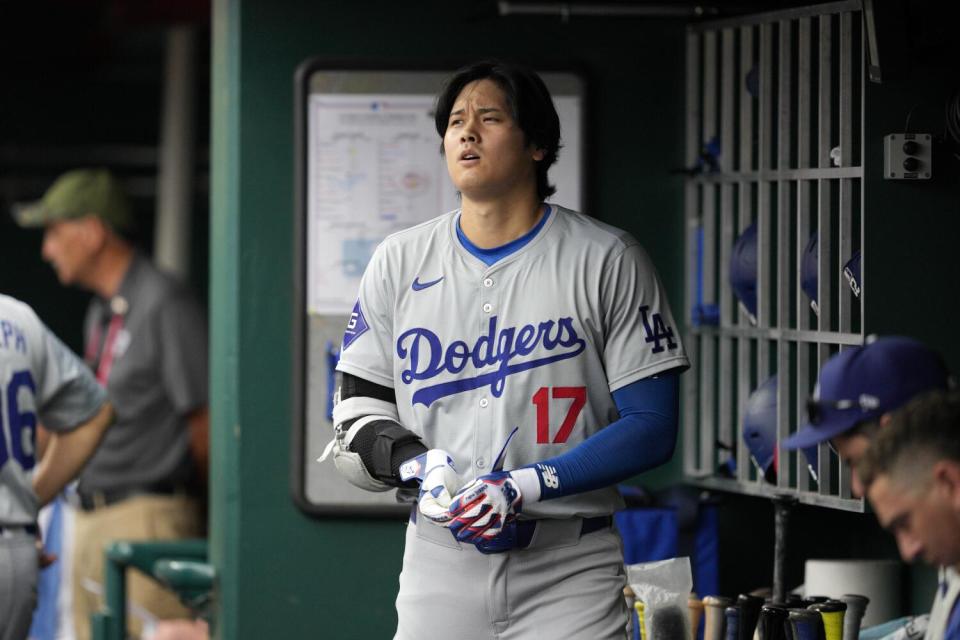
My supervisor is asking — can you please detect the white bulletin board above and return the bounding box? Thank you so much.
[306,93,460,315]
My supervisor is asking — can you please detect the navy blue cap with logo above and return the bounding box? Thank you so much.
[783,335,951,450]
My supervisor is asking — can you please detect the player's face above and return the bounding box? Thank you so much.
[869,471,960,566]
[443,79,544,203]
[41,218,101,286]
[831,431,870,497]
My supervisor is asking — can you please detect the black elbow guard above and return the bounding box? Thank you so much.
[349,420,427,488]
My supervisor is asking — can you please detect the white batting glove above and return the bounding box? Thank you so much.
[400,448,460,524]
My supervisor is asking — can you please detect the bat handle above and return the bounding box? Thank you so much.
[757,605,789,640]
[809,601,847,640]
[736,594,765,640]
[840,594,869,640]
[724,605,741,640]
[689,593,705,640]
[635,601,648,640]
[623,587,636,638]
[703,596,734,640]
[787,610,822,640]
[820,611,845,640]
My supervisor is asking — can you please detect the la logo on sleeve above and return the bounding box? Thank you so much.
[639,305,677,353]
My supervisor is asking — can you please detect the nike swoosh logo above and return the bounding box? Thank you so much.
[412,276,444,291]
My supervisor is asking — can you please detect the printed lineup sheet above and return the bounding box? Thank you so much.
[306,93,583,316]
[307,94,457,315]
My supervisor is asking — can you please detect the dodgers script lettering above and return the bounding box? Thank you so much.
[397,316,586,407]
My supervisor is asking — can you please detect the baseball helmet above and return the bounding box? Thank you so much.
[729,223,758,325]
[745,66,759,98]
[801,233,819,315]
[743,375,819,483]
[843,250,861,297]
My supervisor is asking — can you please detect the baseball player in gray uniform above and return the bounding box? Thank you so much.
[326,60,688,639]
[0,295,112,640]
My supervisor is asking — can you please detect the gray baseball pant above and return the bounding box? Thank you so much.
[395,515,628,640]
[0,529,38,640]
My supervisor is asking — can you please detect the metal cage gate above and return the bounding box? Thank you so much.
[682,1,866,511]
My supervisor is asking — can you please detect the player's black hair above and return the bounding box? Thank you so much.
[434,60,561,201]
[858,389,960,488]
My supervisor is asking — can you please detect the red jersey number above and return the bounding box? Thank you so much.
[532,386,586,444]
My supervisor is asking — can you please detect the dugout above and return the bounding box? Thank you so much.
[215,1,960,635]
[1,1,958,638]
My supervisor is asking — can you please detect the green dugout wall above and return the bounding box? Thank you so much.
[211,0,688,636]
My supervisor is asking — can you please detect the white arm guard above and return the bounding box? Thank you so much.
[319,415,394,492]
[319,395,405,492]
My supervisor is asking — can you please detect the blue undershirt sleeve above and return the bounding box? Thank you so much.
[524,372,680,500]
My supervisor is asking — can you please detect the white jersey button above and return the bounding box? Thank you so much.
[476,458,486,469]
[482,303,492,313]
[479,398,489,408]
[483,278,494,287]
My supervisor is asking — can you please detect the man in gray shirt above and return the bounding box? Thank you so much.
[14,168,208,640]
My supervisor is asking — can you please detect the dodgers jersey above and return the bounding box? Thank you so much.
[0,295,106,526]
[336,205,688,519]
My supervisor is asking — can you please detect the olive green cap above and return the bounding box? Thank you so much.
[13,168,132,230]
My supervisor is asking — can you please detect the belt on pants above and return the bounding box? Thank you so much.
[76,482,188,512]
[0,524,39,536]
[410,507,612,550]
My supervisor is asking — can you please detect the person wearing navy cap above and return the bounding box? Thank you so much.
[783,335,951,498]
[784,336,954,640]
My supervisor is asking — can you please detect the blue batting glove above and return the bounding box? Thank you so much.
[446,471,523,543]
[472,521,520,554]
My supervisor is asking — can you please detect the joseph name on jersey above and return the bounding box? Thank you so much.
[336,205,688,519]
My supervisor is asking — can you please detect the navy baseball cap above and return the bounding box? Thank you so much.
[783,336,950,450]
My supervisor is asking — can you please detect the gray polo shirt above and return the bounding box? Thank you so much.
[79,252,208,492]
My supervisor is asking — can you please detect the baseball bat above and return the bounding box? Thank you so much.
[689,593,705,640]
[623,587,636,638]
[840,594,869,640]
[787,609,823,640]
[703,596,734,640]
[737,594,765,640]
[808,600,847,640]
[635,601,648,640]
[652,606,690,639]
[757,604,789,640]
[725,606,741,640]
